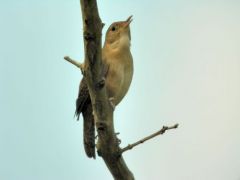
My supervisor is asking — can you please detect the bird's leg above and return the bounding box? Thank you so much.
[109,97,116,111]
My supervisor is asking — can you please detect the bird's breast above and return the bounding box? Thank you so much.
[104,51,133,105]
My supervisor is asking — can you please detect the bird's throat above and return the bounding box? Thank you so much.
[108,34,130,51]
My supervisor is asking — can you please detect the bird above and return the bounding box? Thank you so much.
[75,16,134,159]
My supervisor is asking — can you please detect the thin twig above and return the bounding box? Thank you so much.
[64,56,83,69]
[121,123,179,154]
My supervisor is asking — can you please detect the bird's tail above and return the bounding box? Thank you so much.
[75,97,85,120]
[75,78,95,158]
[81,103,96,159]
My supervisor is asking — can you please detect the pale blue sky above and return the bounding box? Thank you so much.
[1,0,240,180]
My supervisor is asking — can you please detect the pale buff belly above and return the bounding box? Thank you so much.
[106,62,133,105]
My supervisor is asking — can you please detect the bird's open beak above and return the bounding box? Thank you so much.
[124,15,133,27]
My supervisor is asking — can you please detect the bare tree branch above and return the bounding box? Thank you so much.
[121,124,179,154]
[79,0,134,179]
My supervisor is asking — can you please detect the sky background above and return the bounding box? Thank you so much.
[1,0,240,179]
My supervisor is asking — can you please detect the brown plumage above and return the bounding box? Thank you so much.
[76,16,133,159]
[75,78,95,158]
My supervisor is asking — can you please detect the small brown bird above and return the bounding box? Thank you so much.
[76,16,133,158]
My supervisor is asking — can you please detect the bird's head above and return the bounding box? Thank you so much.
[104,16,133,49]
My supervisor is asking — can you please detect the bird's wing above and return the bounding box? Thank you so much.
[75,78,96,159]
[75,57,108,159]
[75,78,89,120]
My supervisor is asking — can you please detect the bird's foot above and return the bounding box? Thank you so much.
[109,97,116,111]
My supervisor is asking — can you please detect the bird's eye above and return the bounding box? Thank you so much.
[111,26,116,31]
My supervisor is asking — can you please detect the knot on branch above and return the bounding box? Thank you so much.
[161,126,168,133]
[96,121,107,131]
[95,77,105,90]
[112,150,122,160]
[84,19,89,25]
[84,32,95,41]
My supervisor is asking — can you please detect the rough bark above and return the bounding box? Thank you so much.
[79,0,134,179]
